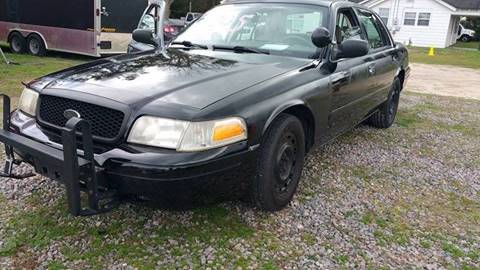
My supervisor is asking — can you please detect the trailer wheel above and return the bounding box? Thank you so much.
[27,34,47,56]
[9,32,26,54]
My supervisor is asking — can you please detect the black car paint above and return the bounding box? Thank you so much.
[7,0,409,196]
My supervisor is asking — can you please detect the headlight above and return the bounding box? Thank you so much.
[127,116,247,152]
[18,88,39,116]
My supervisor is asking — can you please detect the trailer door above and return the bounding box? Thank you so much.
[99,0,148,54]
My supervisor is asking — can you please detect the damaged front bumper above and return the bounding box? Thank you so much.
[0,95,257,216]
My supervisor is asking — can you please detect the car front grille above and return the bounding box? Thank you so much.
[38,95,125,141]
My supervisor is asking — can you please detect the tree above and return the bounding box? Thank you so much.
[169,0,221,18]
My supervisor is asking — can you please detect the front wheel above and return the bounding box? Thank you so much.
[252,114,306,211]
[367,78,401,129]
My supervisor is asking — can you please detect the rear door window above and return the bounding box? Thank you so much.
[356,9,390,50]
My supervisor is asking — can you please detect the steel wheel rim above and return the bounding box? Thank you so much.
[11,37,22,52]
[388,88,399,121]
[29,39,40,54]
[275,131,298,193]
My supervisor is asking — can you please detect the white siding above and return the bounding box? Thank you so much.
[366,0,454,48]
[445,15,461,47]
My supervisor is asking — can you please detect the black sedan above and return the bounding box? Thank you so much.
[0,0,409,216]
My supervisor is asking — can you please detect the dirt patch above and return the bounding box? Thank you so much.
[406,63,480,100]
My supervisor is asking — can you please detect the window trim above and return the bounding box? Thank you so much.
[403,12,417,26]
[417,12,431,26]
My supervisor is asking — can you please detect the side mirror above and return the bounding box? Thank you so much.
[336,39,369,59]
[132,29,158,46]
[311,27,332,48]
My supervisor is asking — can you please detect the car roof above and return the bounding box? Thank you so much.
[222,0,330,6]
[221,0,362,8]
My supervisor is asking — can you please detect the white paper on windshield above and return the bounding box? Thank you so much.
[260,44,289,51]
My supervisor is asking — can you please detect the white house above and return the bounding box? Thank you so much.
[353,0,480,48]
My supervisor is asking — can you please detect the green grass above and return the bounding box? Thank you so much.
[0,46,88,99]
[0,194,291,269]
[453,41,480,50]
[409,46,480,69]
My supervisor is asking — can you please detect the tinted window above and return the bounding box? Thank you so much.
[336,9,363,44]
[357,9,388,49]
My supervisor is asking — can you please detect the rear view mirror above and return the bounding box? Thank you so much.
[311,27,332,48]
[335,39,369,59]
[132,29,158,46]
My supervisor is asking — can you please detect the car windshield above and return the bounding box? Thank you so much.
[173,3,329,59]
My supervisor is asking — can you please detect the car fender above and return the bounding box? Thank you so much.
[262,99,313,135]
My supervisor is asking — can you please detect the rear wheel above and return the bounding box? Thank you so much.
[27,34,47,56]
[367,78,401,129]
[252,114,306,211]
[9,32,26,54]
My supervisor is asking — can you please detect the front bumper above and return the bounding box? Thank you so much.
[1,96,257,215]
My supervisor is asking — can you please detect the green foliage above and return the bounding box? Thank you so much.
[170,0,222,18]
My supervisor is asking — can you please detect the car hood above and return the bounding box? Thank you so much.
[33,49,312,109]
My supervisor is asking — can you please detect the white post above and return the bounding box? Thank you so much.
[0,47,10,65]
[149,0,167,55]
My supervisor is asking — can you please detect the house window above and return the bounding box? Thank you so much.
[404,12,416,25]
[378,8,390,25]
[417,12,431,26]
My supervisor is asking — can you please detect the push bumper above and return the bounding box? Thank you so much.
[0,95,257,216]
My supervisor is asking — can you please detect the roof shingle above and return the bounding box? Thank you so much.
[351,0,480,9]
[441,0,480,9]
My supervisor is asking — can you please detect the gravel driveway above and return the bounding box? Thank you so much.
[407,63,480,100]
[1,91,479,269]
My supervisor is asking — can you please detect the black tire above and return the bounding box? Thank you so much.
[367,78,401,129]
[252,114,306,211]
[26,34,47,56]
[460,35,471,42]
[9,32,26,54]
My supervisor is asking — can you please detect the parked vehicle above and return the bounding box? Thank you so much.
[0,0,409,216]
[128,16,185,53]
[457,24,476,42]
[184,12,202,24]
[0,0,147,56]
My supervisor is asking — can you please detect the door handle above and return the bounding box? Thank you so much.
[331,71,351,88]
[392,53,399,63]
[368,64,376,76]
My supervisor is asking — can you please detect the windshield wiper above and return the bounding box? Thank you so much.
[170,41,209,50]
[213,45,270,55]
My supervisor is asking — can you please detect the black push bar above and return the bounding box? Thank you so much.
[0,94,118,216]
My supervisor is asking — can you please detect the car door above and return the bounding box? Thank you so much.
[327,8,371,139]
[355,8,397,113]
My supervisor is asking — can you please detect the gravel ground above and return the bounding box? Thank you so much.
[0,92,479,269]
